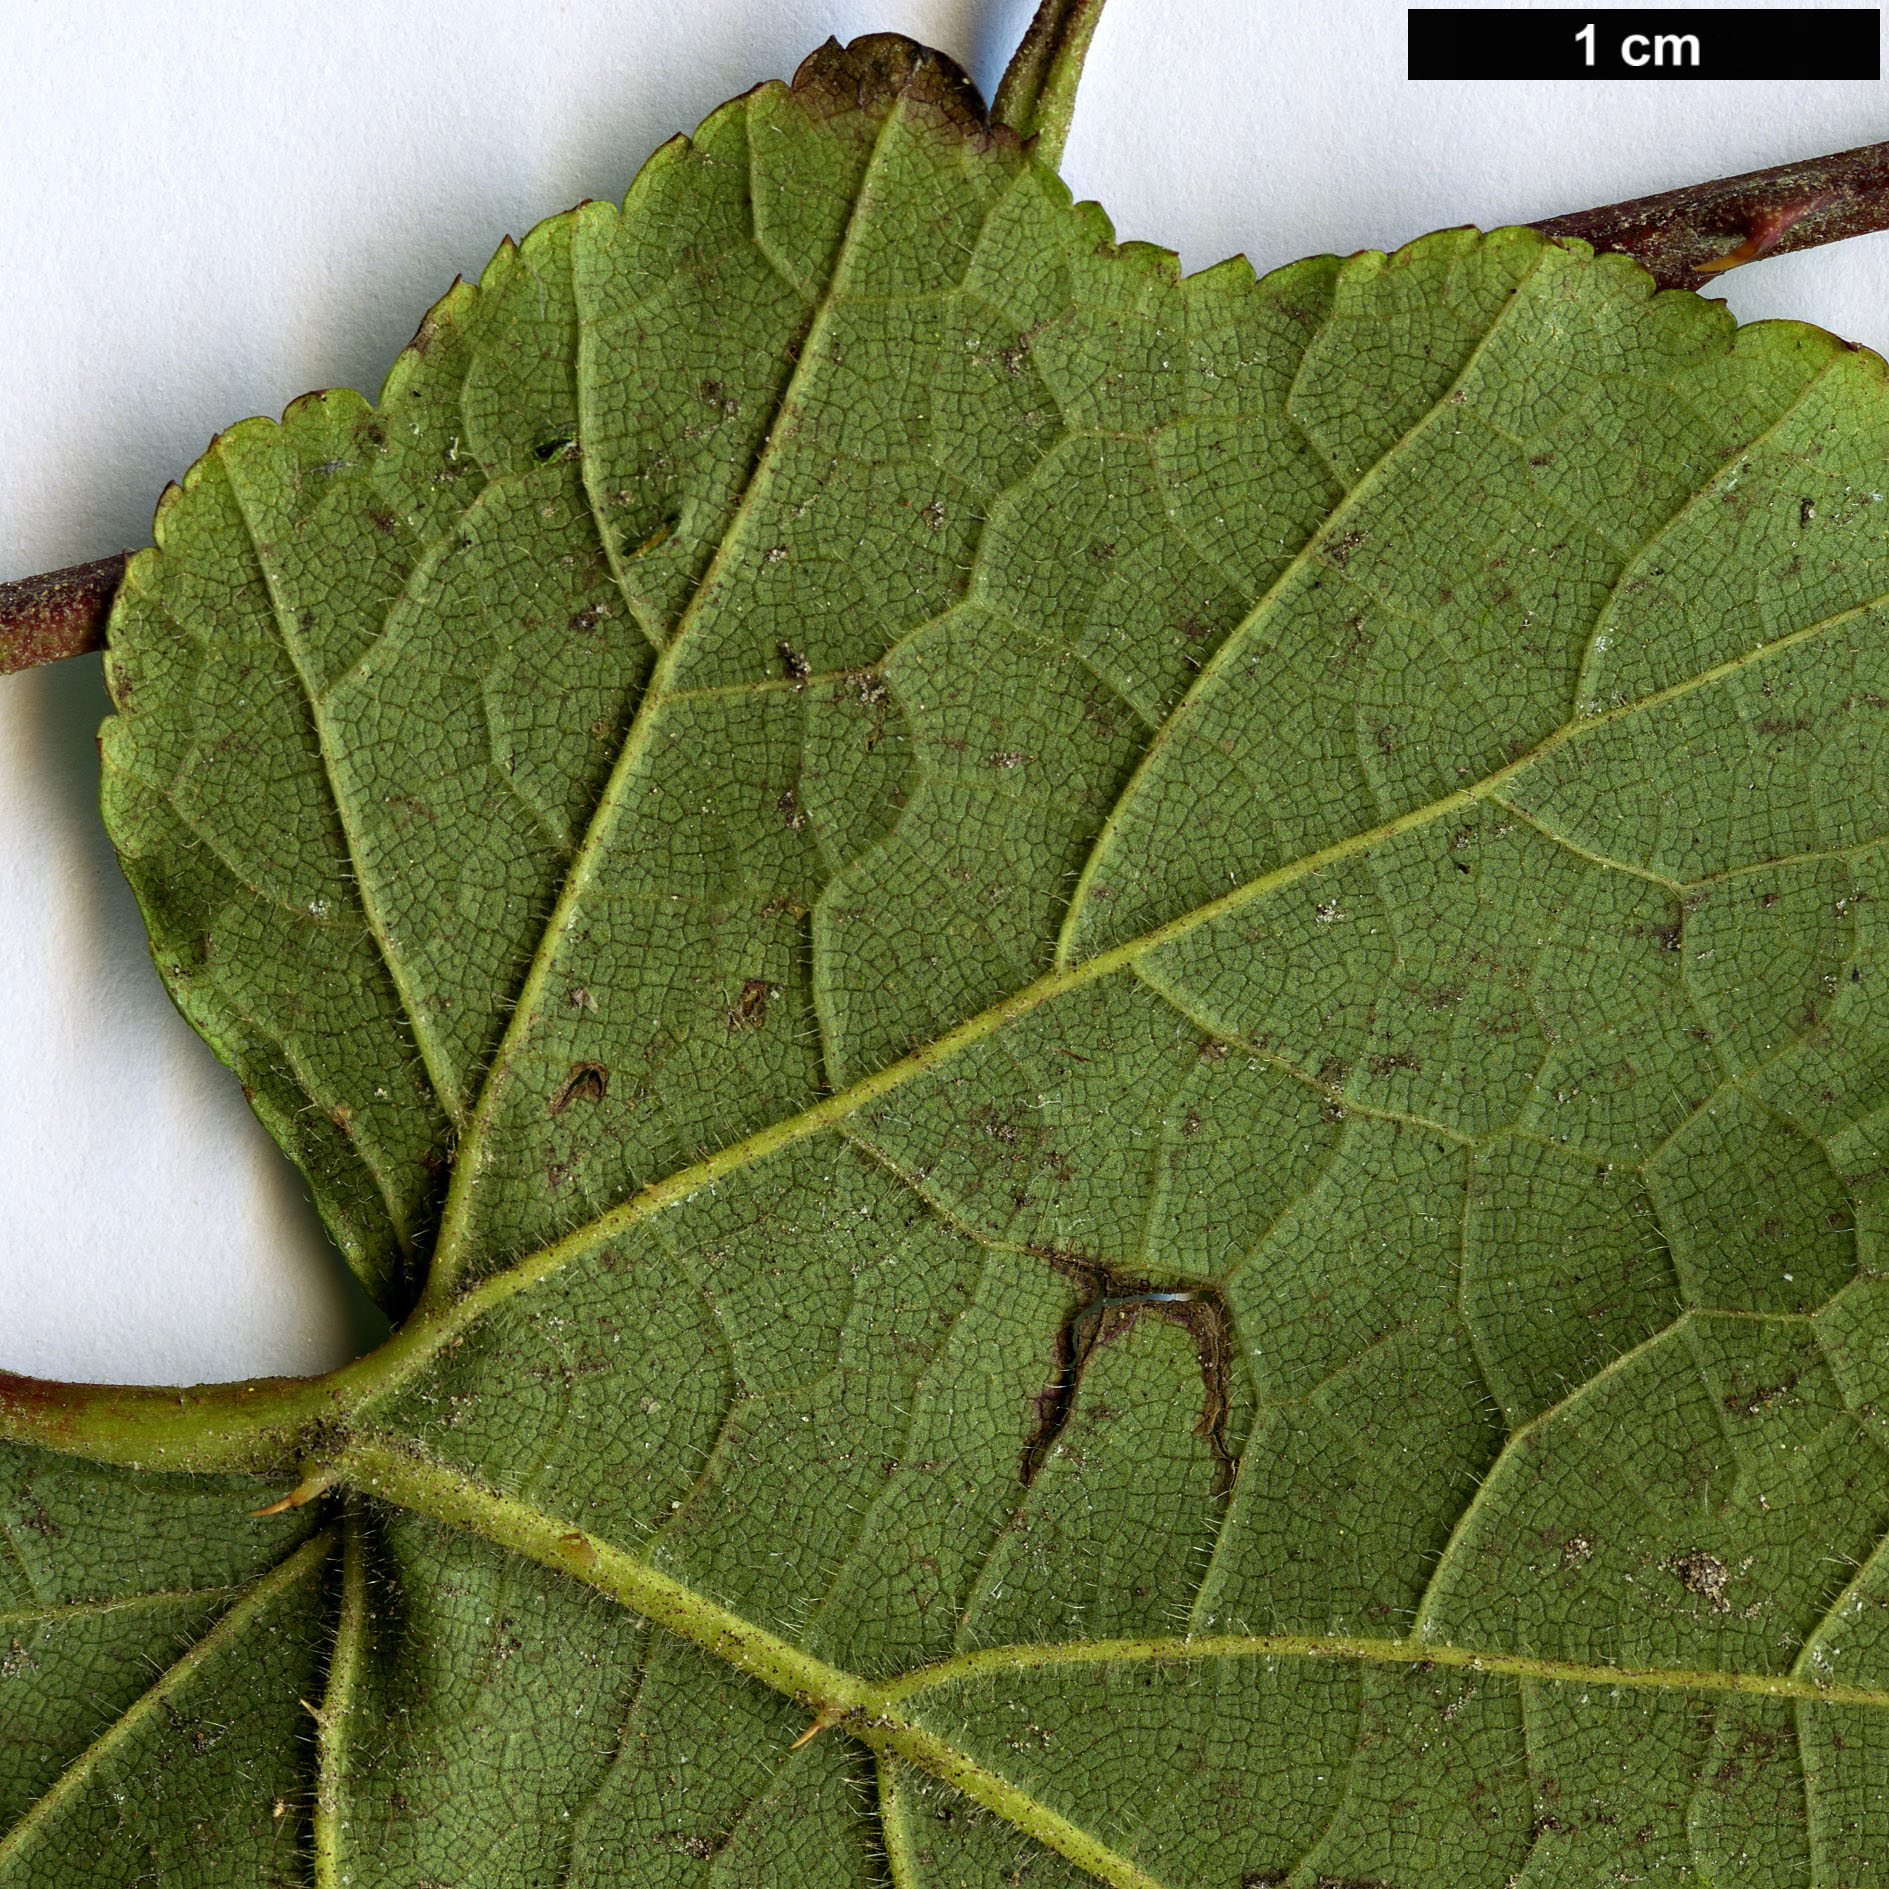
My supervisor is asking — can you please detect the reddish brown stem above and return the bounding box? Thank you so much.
[0,552,127,675]
[1532,140,1889,290]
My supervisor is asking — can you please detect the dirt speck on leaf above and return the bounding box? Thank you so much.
[1664,1548,1733,1610]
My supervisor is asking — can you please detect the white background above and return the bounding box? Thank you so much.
[2,0,1884,1384]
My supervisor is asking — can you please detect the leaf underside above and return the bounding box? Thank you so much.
[9,31,1889,1888]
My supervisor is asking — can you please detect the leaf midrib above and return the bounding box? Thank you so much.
[0,1585,246,1628]
[336,571,1889,1432]
[0,1531,334,1879]
[7,568,1871,1484]
[1051,241,1560,969]
[337,1433,1889,1889]
[418,86,921,1306]
[312,1499,367,1889]
[221,453,472,1140]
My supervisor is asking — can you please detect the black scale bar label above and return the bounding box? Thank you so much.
[1409,9,1879,78]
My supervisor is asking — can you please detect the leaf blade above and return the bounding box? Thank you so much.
[15,28,1889,1885]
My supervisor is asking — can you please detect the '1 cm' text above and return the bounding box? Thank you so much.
[1575,22,1701,65]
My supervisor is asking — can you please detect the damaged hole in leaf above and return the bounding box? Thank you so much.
[533,435,577,462]
[548,1061,609,1115]
[1022,1252,1237,1495]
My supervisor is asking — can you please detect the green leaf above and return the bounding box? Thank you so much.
[9,30,1889,1887]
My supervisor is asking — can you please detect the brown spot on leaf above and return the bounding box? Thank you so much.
[727,978,780,1033]
[1723,1374,1798,1417]
[1632,919,1682,953]
[15,1494,61,1540]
